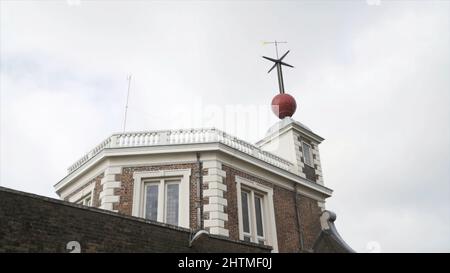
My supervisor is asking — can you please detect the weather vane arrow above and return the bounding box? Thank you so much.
[262,50,294,94]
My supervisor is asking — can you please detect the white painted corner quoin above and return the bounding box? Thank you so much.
[100,166,121,211]
[203,160,229,236]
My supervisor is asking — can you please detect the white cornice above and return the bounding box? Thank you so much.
[54,142,333,198]
[257,119,325,147]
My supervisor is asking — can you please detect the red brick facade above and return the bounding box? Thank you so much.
[297,192,323,250]
[222,164,322,252]
[71,162,323,252]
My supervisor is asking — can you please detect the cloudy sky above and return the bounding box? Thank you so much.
[1,0,449,252]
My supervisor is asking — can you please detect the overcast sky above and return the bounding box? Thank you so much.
[1,0,449,252]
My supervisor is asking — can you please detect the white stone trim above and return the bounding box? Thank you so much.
[68,182,95,204]
[100,203,114,210]
[131,168,191,229]
[256,119,324,146]
[209,211,228,221]
[318,200,326,211]
[56,142,332,200]
[217,153,330,202]
[202,160,229,236]
[103,181,121,189]
[311,143,324,185]
[235,176,278,253]
[207,182,227,191]
[101,195,120,203]
[294,139,306,178]
[204,203,225,213]
[203,174,224,183]
[209,227,229,237]
[99,166,122,212]
[204,219,225,228]
[203,160,222,169]
[99,188,115,200]
[106,166,122,174]
[203,188,223,198]
[59,164,107,200]
[209,196,228,206]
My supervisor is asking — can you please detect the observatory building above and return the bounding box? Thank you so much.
[53,49,353,253]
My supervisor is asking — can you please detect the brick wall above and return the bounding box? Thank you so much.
[297,194,323,250]
[222,165,239,240]
[222,165,322,253]
[0,187,271,253]
[272,186,302,252]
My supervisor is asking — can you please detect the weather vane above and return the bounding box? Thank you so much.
[262,41,297,119]
[263,50,294,94]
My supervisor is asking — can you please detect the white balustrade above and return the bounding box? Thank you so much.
[68,128,294,173]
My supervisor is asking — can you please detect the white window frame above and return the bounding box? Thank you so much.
[236,176,278,253]
[69,182,95,206]
[132,169,191,228]
[302,141,314,167]
[77,192,93,206]
[142,179,180,225]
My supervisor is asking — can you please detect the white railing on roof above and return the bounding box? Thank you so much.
[67,128,294,173]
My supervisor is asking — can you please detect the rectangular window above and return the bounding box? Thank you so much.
[143,179,181,226]
[84,196,91,206]
[302,142,313,166]
[77,193,92,207]
[241,191,250,234]
[239,188,266,245]
[145,184,159,221]
[165,183,179,225]
[254,195,264,237]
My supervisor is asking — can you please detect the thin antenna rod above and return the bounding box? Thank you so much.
[122,74,132,132]
[275,40,279,58]
[263,40,287,59]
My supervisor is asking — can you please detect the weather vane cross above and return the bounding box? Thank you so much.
[262,41,297,120]
[262,41,294,94]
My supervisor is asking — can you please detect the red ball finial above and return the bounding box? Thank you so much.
[271,93,297,119]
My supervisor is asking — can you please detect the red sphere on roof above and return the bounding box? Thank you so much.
[271,93,297,119]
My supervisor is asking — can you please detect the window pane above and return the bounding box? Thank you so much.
[254,196,264,237]
[145,184,159,221]
[303,143,312,166]
[166,184,179,225]
[241,191,250,233]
